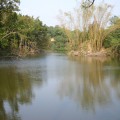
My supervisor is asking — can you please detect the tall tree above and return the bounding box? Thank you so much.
[58,2,116,52]
[0,0,20,50]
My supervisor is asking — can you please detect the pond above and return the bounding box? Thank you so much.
[0,53,120,120]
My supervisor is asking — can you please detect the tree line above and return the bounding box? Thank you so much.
[0,0,120,57]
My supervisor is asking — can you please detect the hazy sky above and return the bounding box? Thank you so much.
[19,0,120,26]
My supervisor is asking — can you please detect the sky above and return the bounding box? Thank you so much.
[19,0,120,26]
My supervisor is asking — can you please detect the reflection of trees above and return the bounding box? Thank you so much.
[109,58,120,99]
[0,66,33,120]
[58,56,120,110]
[80,57,110,109]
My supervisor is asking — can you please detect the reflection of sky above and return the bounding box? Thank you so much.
[19,0,120,26]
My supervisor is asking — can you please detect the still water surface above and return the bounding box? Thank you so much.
[0,53,120,120]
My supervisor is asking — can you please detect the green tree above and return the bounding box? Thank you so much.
[0,0,20,54]
[0,0,49,56]
[103,17,120,55]
[47,26,68,51]
[31,18,48,49]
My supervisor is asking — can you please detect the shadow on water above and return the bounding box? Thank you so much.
[58,56,120,111]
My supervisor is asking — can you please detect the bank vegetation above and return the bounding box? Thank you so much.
[0,0,48,57]
[56,1,120,56]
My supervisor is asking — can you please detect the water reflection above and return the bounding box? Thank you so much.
[58,56,120,110]
[0,66,32,120]
[0,54,120,120]
[0,57,46,120]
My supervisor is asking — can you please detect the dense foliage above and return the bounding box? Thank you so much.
[103,16,120,55]
[47,26,68,51]
[0,0,48,56]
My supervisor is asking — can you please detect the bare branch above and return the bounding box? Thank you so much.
[82,0,95,8]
